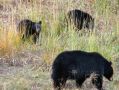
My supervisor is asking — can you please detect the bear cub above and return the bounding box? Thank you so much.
[17,19,42,44]
[66,9,94,30]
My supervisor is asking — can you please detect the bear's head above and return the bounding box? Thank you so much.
[32,21,42,33]
[85,17,94,30]
[104,61,113,81]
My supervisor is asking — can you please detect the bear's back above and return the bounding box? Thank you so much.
[54,50,107,74]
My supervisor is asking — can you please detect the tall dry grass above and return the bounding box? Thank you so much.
[0,0,119,90]
[0,0,119,62]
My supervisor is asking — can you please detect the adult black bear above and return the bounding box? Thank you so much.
[66,9,94,30]
[17,19,42,44]
[51,50,113,90]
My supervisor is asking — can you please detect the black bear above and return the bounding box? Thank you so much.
[65,9,94,30]
[17,19,42,44]
[51,50,113,90]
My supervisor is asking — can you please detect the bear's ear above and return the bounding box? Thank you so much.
[39,21,42,24]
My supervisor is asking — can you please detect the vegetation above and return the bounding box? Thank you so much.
[0,0,119,89]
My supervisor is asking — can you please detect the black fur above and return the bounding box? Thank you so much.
[51,50,113,90]
[17,19,42,44]
[66,9,94,30]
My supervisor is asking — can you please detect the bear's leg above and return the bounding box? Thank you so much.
[53,77,67,90]
[91,74,103,90]
[60,77,67,88]
[32,35,37,44]
[33,33,40,44]
[52,73,62,90]
[53,79,61,90]
[21,34,26,43]
[76,77,86,88]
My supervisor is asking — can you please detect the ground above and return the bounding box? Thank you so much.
[0,0,119,90]
[0,50,119,90]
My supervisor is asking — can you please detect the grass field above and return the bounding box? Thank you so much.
[0,0,119,90]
